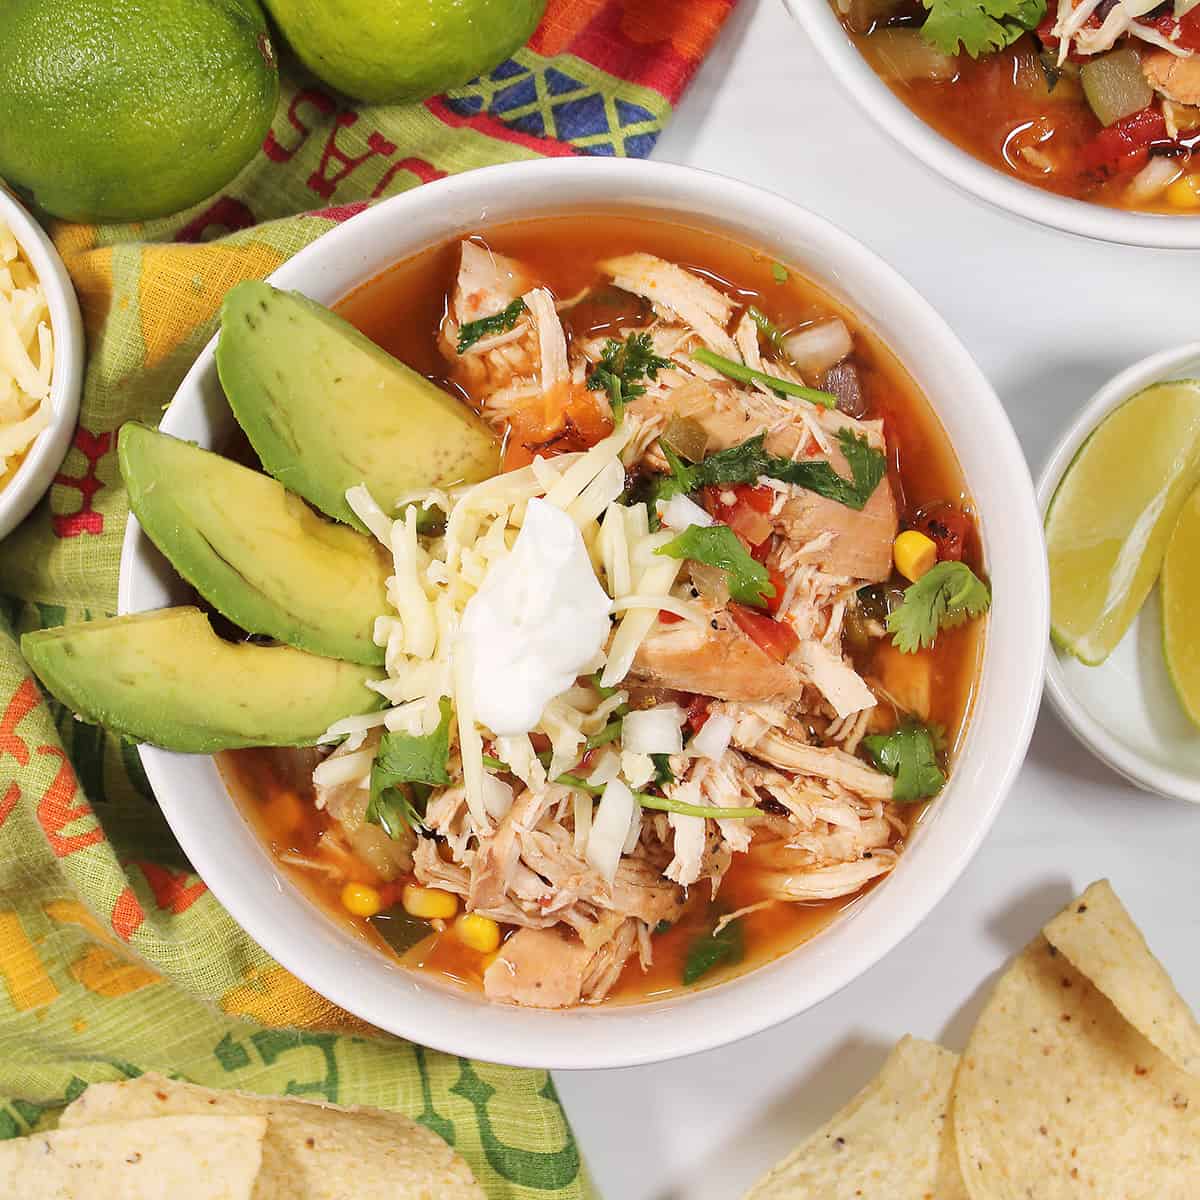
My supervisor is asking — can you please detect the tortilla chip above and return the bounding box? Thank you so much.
[744,1035,968,1199]
[953,935,1200,1198]
[60,1072,483,1200]
[1042,879,1200,1078]
[0,1113,265,1199]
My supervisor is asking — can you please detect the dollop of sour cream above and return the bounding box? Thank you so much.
[461,497,612,736]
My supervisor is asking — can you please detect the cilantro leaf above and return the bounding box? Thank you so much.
[366,697,454,838]
[587,332,671,423]
[886,561,991,654]
[657,524,775,607]
[683,917,744,985]
[650,752,675,786]
[920,0,1045,57]
[649,431,885,513]
[457,298,527,354]
[862,723,946,802]
[692,348,837,409]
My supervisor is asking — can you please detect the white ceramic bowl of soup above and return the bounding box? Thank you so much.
[118,158,1046,1069]
[785,0,1200,250]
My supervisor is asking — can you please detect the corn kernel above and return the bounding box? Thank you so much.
[401,884,459,921]
[454,912,502,954]
[1166,174,1200,209]
[340,882,383,918]
[893,529,938,582]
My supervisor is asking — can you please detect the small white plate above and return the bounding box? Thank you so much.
[0,189,84,542]
[1039,343,1200,804]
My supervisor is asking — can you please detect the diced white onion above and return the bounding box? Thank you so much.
[573,793,593,855]
[586,778,636,883]
[312,749,375,789]
[622,704,686,755]
[656,493,714,532]
[481,773,514,821]
[621,751,655,789]
[586,748,621,787]
[782,318,852,377]
[1127,155,1183,204]
[689,713,734,760]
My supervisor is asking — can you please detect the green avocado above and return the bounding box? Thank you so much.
[21,608,385,753]
[119,422,390,666]
[216,281,500,531]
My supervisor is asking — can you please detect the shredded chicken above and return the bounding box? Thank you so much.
[309,240,953,1010]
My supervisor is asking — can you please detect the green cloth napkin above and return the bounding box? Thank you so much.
[0,3,736,1193]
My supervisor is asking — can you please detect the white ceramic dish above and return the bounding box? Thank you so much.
[118,158,1046,1069]
[0,189,84,542]
[785,0,1200,250]
[1040,343,1200,804]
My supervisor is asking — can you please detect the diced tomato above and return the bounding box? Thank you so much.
[729,603,799,663]
[685,694,711,733]
[376,879,407,910]
[1149,10,1200,53]
[1079,106,1170,179]
[765,567,788,616]
[528,731,552,754]
[750,534,774,564]
[658,609,684,624]
[916,504,973,563]
[702,484,774,546]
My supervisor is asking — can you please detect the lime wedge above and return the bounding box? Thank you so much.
[1162,481,1200,727]
[1047,379,1200,665]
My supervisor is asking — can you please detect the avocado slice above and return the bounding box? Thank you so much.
[120,422,390,666]
[215,281,500,530]
[22,608,385,753]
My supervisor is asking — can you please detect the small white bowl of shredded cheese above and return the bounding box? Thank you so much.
[0,190,83,542]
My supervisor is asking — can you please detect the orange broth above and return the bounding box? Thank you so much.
[220,214,983,1002]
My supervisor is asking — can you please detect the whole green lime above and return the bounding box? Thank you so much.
[263,0,547,104]
[0,0,279,222]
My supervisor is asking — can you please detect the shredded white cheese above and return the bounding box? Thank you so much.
[0,220,52,490]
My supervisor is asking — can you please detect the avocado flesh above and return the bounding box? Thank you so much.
[120,422,390,666]
[21,608,385,753]
[215,281,500,531]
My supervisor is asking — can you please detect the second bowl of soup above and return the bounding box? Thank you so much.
[115,159,1045,1067]
[790,0,1200,247]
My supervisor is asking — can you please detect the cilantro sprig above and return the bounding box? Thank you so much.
[457,298,527,354]
[692,348,837,409]
[587,332,671,423]
[920,0,1045,58]
[656,524,775,608]
[862,722,946,802]
[652,431,885,513]
[366,697,454,838]
[886,561,991,654]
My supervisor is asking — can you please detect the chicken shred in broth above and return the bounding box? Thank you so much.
[221,216,985,1008]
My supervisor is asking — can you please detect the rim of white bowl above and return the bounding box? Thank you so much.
[786,1,1200,251]
[0,190,84,541]
[118,158,1047,1069]
[1038,341,1200,804]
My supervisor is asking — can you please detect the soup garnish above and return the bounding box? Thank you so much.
[836,0,1200,212]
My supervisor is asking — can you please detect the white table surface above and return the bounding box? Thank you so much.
[552,2,1200,1196]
